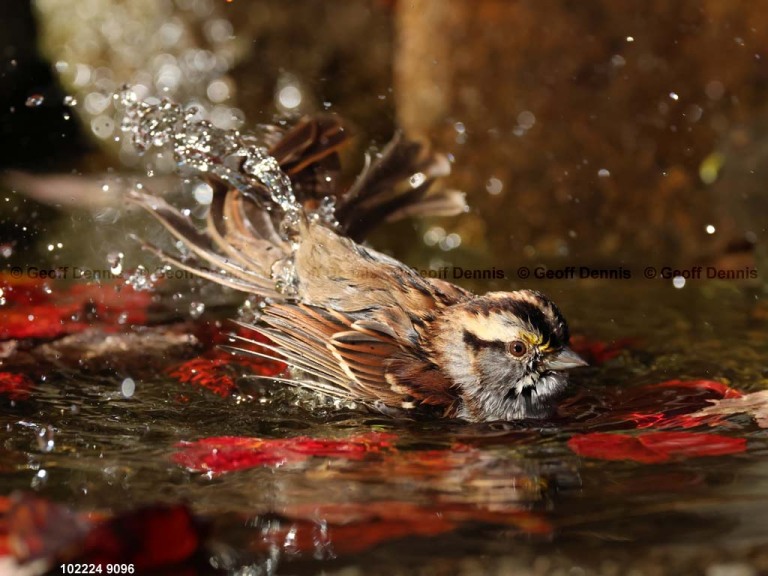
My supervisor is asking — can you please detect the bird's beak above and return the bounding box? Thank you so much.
[543,347,588,371]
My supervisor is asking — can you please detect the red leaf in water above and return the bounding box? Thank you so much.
[4,494,92,562]
[167,322,285,397]
[67,283,154,327]
[80,505,202,569]
[0,304,87,340]
[210,323,286,375]
[0,278,154,341]
[622,380,744,429]
[167,357,238,397]
[568,431,747,463]
[1,495,202,570]
[0,275,52,307]
[569,432,667,463]
[0,372,34,401]
[637,431,746,458]
[174,433,398,473]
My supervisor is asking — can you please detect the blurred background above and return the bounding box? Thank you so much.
[1,0,767,282]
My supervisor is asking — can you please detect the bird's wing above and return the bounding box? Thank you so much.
[233,302,459,412]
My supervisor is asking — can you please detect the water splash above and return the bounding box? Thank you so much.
[126,265,155,292]
[118,88,308,298]
[309,195,339,229]
[118,89,300,228]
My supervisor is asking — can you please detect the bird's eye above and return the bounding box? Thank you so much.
[508,340,527,357]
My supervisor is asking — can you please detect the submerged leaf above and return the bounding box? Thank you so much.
[1,495,203,571]
[0,275,155,341]
[0,373,34,401]
[166,324,285,397]
[568,431,747,463]
[173,433,398,473]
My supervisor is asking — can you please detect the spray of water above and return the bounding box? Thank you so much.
[117,87,329,298]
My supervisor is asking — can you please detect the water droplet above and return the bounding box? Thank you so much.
[423,226,446,247]
[31,469,48,490]
[63,95,78,106]
[36,426,55,453]
[309,196,338,228]
[706,224,716,234]
[121,377,136,397]
[193,182,214,205]
[685,104,703,123]
[598,168,611,178]
[126,265,154,291]
[439,233,462,251]
[108,252,124,275]
[669,92,679,101]
[25,94,44,107]
[272,257,299,299]
[189,302,205,319]
[705,80,725,101]
[207,79,231,103]
[486,177,503,195]
[91,115,115,139]
[699,152,724,185]
[673,276,686,289]
[517,110,536,130]
[277,85,302,110]
[409,172,427,188]
[237,296,265,324]
[611,54,626,68]
[626,36,634,42]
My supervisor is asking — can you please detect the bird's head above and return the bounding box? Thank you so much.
[433,289,587,421]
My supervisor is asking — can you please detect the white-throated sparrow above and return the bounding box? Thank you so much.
[123,96,586,422]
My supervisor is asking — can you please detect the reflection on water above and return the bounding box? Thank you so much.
[1,278,768,573]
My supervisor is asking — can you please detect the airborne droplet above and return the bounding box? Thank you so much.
[25,94,45,107]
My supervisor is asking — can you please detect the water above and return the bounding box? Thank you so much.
[3,90,768,573]
[2,275,768,574]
